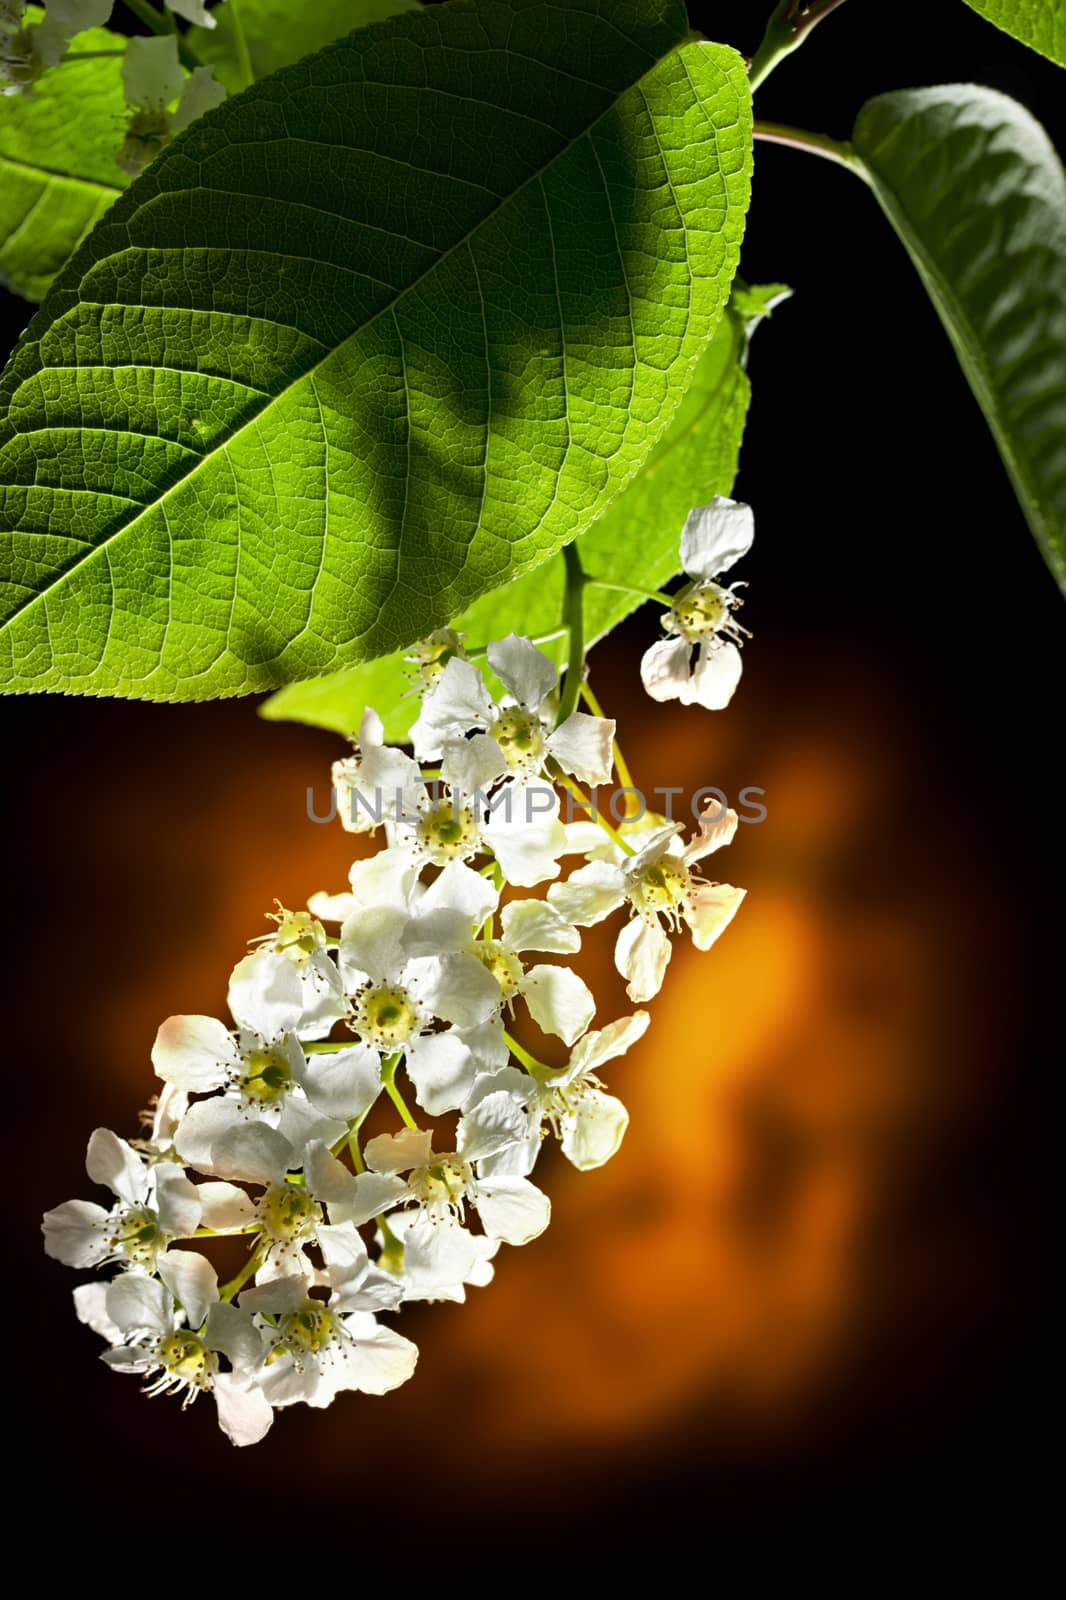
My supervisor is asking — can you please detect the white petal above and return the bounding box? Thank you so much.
[331,1314,418,1396]
[681,640,742,710]
[339,904,408,989]
[205,1302,264,1375]
[307,890,357,923]
[152,1163,202,1236]
[567,1011,650,1078]
[559,1090,629,1170]
[106,1273,171,1337]
[640,634,693,704]
[418,857,499,926]
[149,1082,189,1148]
[151,1014,235,1092]
[73,1282,123,1343]
[238,1275,309,1315]
[679,495,754,580]
[686,883,746,951]
[228,949,305,1038]
[316,1221,369,1291]
[547,861,626,926]
[440,733,508,796]
[409,951,499,1028]
[213,1374,274,1447]
[458,1089,527,1163]
[560,819,617,858]
[302,1043,382,1120]
[405,1029,481,1116]
[305,1140,358,1207]
[684,803,739,863]
[548,712,615,786]
[614,917,671,1002]
[476,1176,551,1245]
[292,952,348,1041]
[340,1171,410,1227]
[521,964,595,1045]
[360,745,425,825]
[176,1101,291,1184]
[487,633,557,710]
[196,1181,256,1232]
[42,1200,109,1267]
[158,1249,218,1328]
[172,63,225,131]
[364,1127,431,1175]
[275,1093,346,1154]
[394,1216,483,1301]
[85,1127,147,1205]
[347,848,419,911]
[501,898,580,954]
[410,657,494,758]
[338,1265,405,1315]
[121,33,182,109]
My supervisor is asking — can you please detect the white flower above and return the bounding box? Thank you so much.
[337,857,504,1096]
[152,951,353,1168]
[117,35,225,175]
[248,906,347,1039]
[331,707,424,835]
[405,628,467,691]
[640,498,754,711]
[78,1267,272,1446]
[475,1012,649,1176]
[376,1210,501,1304]
[405,890,593,1063]
[549,803,745,1001]
[345,1093,551,1246]
[411,634,615,787]
[121,33,184,110]
[165,0,214,27]
[43,1128,200,1270]
[238,1232,417,1409]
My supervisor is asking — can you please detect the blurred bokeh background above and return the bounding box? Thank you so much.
[3,0,1062,1546]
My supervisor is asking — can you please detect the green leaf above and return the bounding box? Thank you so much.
[261,284,783,740]
[853,86,1066,593]
[0,12,129,302]
[0,0,752,700]
[189,0,421,93]
[960,1,1066,69]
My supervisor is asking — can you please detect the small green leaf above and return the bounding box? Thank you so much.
[854,86,1066,593]
[961,1,1066,69]
[0,12,129,302]
[261,286,779,739]
[189,0,421,93]
[0,0,753,700]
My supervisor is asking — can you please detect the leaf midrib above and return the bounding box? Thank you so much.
[2,38,704,648]
[0,150,124,194]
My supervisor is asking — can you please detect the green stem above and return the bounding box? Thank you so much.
[303,1037,354,1053]
[752,120,861,174]
[555,770,635,855]
[504,1030,552,1078]
[555,542,586,727]
[220,1246,264,1302]
[227,0,255,90]
[380,1053,418,1130]
[62,50,127,59]
[587,577,676,607]
[748,0,850,92]
[122,0,202,71]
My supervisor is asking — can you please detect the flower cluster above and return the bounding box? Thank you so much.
[43,505,750,1445]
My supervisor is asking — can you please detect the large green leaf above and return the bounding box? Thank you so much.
[0,14,128,302]
[262,284,788,740]
[853,86,1066,593]
[189,0,421,93]
[961,1,1066,68]
[0,0,752,701]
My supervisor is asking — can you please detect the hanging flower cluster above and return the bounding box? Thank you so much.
[43,503,751,1446]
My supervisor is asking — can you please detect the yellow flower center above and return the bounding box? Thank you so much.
[673,581,732,642]
[271,909,324,966]
[474,940,524,999]
[239,1046,293,1104]
[417,800,480,863]
[108,1206,166,1267]
[258,1181,317,1243]
[281,1300,340,1355]
[354,984,420,1047]
[491,708,546,770]
[630,859,690,914]
[157,1333,217,1390]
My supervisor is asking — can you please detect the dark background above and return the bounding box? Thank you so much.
[2,0,1062,1553]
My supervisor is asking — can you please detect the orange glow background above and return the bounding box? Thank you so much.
[6,1,1063,1535]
